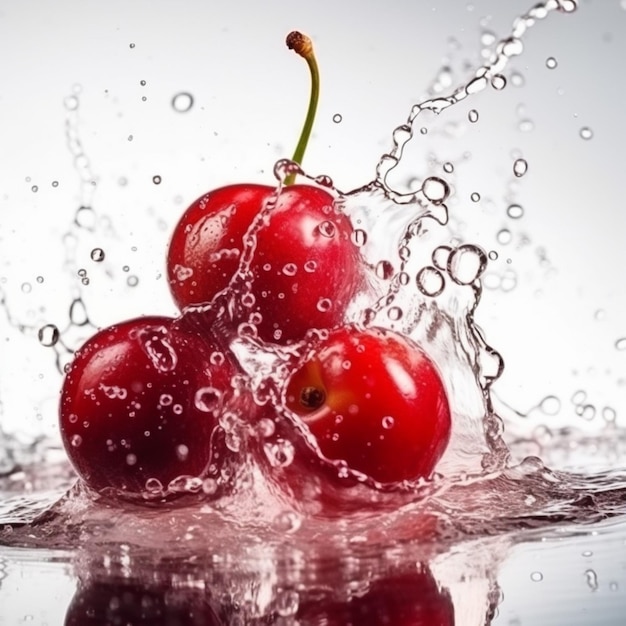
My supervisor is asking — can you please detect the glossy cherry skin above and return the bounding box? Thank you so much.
[296,567,455,626]
[282,325,451,485]
[59,316,241,499]
[167,183,362,344]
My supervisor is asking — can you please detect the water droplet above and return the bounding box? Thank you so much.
[518,119,534,133]
[513,158,528,178]
[602,406,617,423]
[71,434,82,447]
[304,260,318,273]
[316,298,332,313]
[332,113,342,123]
[129,43,136,49]
[491,74,507,90]
[443,162,454,174]
[497,229,512,245]
[539,395,561,416]
[579,127,593,140]
[176,444,189,461]
[74,205,96,230]
[350,229,367,247]
[585,569,599,591]
[382,416,395,430]
[510,72,525,87]
[416,266,445,297]
[615,338,626,351]
[387,307,403,321]
[126,453,137,466]
[530,571,543,582]
[507,204,524,219]
[317,220,336,238]
[194,387,221,413]
[375,260,394,280]
[282,263,297,276]
[557,0,578,13]
[152,175,162,185]
[264,439,295,468]
[272,511,302,534]
[37,324,58,347]
[422,177,450,205]
[64,95,79,111]
[545,56,558,69]
[90,247,105,262]
[448,244,488,285]
[171,92,194,113]
[126,275,139,287]
[468,109,479,123]
[69,298,90,326]
[470,192,481,203]
[275,589,300,617]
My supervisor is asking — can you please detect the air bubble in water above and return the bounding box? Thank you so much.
[422,177,450,205]
[432,246,452,271]
[539,395,561,416]
[71,435,82,448]
[448,244,487,285]
[64,95,79,111]
[74,205,96,230]
[264,439,295,468]
[382,416,395,430]
[579,127,593,140]
[468,109,479,123]
[513,158,528,178]
[126,275,139,287]
[497,229,513,245]
[471,192,481,202]
[282,263,297,276]
[375,260,394,280]
[195,387,221,413]
[332,113,342,123]
[38,324,60,347]
[90,248,105,262]
[416,266,445,297]
[443,162,454,174]
[519,119,534,133]
[317,220,336,238]
[351,229,367,247]
[317,298,332,312]
[152,175,162,185]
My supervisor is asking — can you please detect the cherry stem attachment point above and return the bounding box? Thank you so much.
[285,31,319,186]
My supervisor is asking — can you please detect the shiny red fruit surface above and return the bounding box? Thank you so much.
[283,325,451,484]
[59,316,239,498]
[167,183,362,344]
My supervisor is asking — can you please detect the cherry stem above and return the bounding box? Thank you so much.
[285,31,319,186]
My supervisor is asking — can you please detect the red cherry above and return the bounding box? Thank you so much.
[167,183,362,344]
[296,567,455,626]
[59,316,242,499]
[281,325,451,485]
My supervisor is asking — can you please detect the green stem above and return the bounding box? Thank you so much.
[285,32,320,186]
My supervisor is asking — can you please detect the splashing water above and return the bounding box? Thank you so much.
[1,0,625,623]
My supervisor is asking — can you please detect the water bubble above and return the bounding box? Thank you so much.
[602,406,617,423]
[171,92,194,113]
[557,0,578,13]
[579,127,593,140]
[518,119,535,133]
[382,416,395,430]
[350,229,367,247]
[126,453,137,466]
[443,162,454,174]
[304,260,318,273]
[210,351,225,366]
[316,298,332,313]
[545,56,558,69]
[71,435,82,448]
[272,511,302,534]
[282,263,297,276]
[387,307,403,321]
[195,387,222,413]
[432,245,452,270]
[448,244,488,285]
[375,260,395,280]
[491,74,507,90]
[496,229,513,245]
[332,113,342,123]
[264,439,295,467]
[585,569,599,591]
[202,478,218,495]
[275,589,300,617]
[129,43,136,49]
[510,72,525,87]
[530,571,544,582]
[577,404,596,421]
[571,389,587,406]
[176,444,189,461]
[90,247,105,262]
[539,395,561,416]
[64,95,79,111]
[416,266,445,297]
[422,177,450,205]
[615,338,626,351]
[21,282,32,294]
[140,79,147,87]
[317,220,336,238]
[69,298,89,326]
[513,158,528,178]
[126,275,139,287]
[468,109,479,123]
[470,192,481,203]
[152,175,162,185]
[507,204,524,219]
[74,205,96,230]
[488,250,498,260]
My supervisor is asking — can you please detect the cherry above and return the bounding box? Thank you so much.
[59,316,244,500]
[281,325,451,485]
[167,183,361,344]
[167,33,363,345]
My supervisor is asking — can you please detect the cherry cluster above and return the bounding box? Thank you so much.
[59,181,451,509]
[59,31,451,511]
